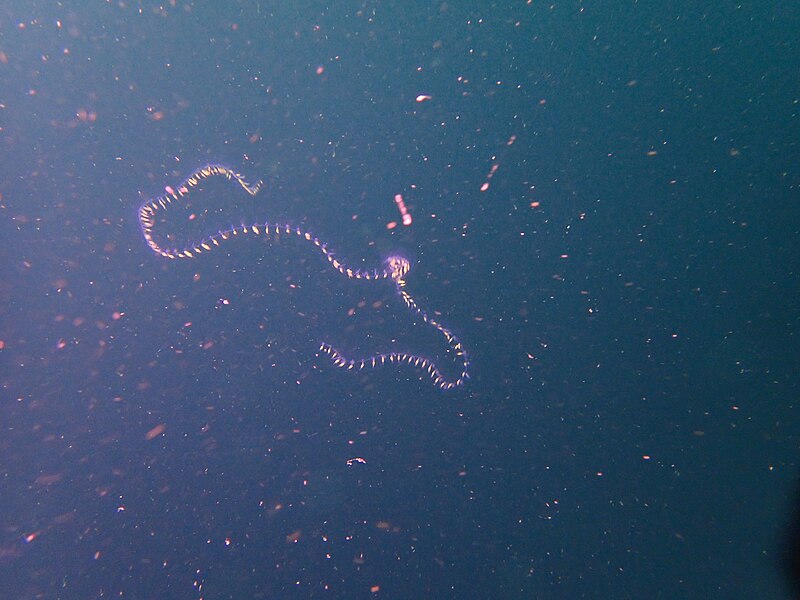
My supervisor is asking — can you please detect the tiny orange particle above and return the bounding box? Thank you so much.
[146,423,166,440]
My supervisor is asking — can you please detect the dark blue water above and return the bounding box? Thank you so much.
[1,2,798,598]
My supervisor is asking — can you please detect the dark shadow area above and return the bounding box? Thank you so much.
[781,479,800,599]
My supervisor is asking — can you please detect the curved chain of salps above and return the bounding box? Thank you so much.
[138,164,469,389]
